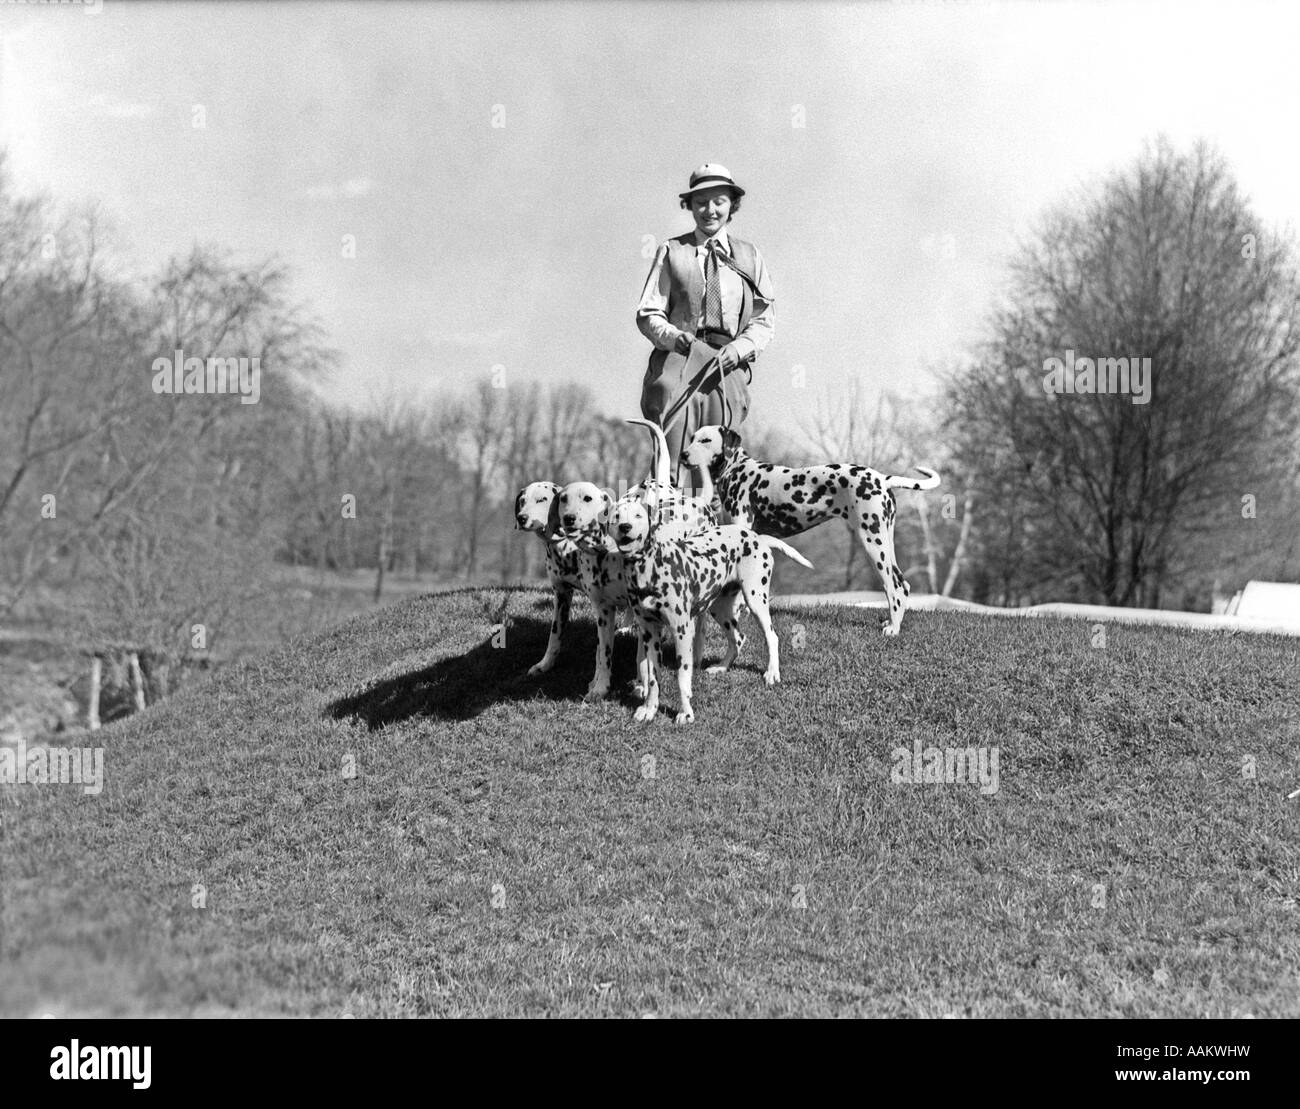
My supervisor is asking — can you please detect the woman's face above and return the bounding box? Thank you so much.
[691,187,734,236]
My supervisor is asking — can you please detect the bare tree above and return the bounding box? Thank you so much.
[541,382,598,484]
[946,138,1300,606]
[458,378,506,579]
[497,381,542,582]
[0,173,149,610]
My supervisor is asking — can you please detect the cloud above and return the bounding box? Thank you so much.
[83,92,154,119]
[301,177,373,201]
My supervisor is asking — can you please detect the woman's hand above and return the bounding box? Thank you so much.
[674,331,694,355]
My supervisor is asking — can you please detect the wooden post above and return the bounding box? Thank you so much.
[128,651,146,713]
[87,655,102,731]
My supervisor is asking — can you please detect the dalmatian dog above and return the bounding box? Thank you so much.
[510,419,726,699]
[515,479,649,701]
[556,478,731,698]
[551,480,638,701]
[682,426,940,636]
[514,481,589,680]
[609,495,813,725]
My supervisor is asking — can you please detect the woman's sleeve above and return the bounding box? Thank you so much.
[730,247,774,366]
[636,243,686,352]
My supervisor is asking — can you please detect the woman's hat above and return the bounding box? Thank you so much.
[679,163,745,200]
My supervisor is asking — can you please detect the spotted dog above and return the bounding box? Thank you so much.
[558,479,728,696]
[683,426,940,636]
[516,480,651,701]
[520,480,655,702]
[514,481,588,679]
[610,496,813,725]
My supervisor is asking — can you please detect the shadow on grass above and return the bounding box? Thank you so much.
[326,614,644,728]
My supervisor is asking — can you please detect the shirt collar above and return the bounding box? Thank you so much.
[693,228,731,254]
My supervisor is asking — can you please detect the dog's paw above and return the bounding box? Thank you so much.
[633,705,657,723]
[674,710,695,725]
[527,660,553,676]
[705,663,730,675]
[583,685,609,703]
[879,622,900,637]
[763,669,781,686]
[630,682,647,700]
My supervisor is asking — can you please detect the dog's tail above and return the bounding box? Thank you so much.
[884,466,940,492]
[626,418,672,489]
[757,536,814,570]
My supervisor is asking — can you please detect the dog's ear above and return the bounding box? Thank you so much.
[721,428,742,454]
[513,488,525,529]
[545,494,563,538]
[599,489,613,524]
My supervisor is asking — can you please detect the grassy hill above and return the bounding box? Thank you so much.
[2,587,1297,1017]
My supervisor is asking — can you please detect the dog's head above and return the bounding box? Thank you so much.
[557,481,613,539]
[515,481,561,532]
[609,498,652,554]
[683,425,741,474]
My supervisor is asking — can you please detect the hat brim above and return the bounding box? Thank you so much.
[679,181,745,200]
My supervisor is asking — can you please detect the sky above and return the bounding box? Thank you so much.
[2,0,1298,435]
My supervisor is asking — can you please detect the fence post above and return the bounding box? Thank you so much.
[87,654,102,731]
[128,651,146,713]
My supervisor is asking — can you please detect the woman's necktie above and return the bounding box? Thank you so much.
[703,240,724,331]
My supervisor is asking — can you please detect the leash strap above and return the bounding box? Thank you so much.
[663,355,740,488]
[674,405,690,488]
[714,250,767,301]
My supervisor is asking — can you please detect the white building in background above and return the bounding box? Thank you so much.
[830,579,1300,637]
[1223,581,1300,626]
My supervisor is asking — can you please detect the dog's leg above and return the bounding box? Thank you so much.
[704,586,745,674]
[528,583,572,675]
[630,632,649,700]
[672,616,696,724]
[633,626,660,722]
[858,513,908,636]
[691,611,708,668]
[740,551,781,685]
[584,601,617,700]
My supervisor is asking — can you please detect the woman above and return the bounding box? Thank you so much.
[636,164,775,489]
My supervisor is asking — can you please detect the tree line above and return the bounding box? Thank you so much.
[2,138,1298,701]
